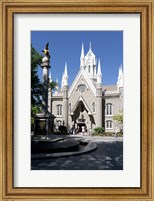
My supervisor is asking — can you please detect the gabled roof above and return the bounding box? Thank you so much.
[68,68,96,98]
[71,96,92,115]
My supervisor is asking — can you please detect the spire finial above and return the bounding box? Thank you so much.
[63,62,68,86]
[80,43,85,68]
[64,62,68,77]
[117,64,123,90]
[97,59,102,84]
[81,43,84,58]
[89,42,92,50]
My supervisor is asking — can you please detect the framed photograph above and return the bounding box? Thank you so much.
[30,30,124,172]
[0,0,153,200]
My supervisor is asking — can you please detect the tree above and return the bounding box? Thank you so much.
[49,80,58,91]
[31,45,43,130]
[113,111,123,132]
[31,45,43,106]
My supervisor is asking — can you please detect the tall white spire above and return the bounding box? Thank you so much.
[89,42,92,51]
[117,64,123,90]
[64,62,68,77]
[97,59,102,75]
[81,43,84,58]
[97,59,102,84]
[118,65,123,79]
[80,43,85,69]
[63,62,68,86]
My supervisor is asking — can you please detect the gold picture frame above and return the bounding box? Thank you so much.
[0,0,153,200]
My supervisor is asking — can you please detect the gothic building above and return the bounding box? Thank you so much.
[48,43,123,133]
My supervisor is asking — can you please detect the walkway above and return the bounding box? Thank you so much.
[31,135,123,170]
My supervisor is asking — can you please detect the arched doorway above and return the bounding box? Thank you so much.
[73,100,88,133]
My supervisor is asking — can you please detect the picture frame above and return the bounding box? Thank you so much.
[0,0,153,200]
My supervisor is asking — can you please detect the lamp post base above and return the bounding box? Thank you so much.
[34,113,55,135]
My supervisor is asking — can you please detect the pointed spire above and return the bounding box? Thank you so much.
[97,59,102,84]
[64,62,68,78]
[117,64,123,90]
[97,59,102,75]
[89,42,92,50]
[80,43,84,58]
[80,43,85,69]
[63,62,68,86]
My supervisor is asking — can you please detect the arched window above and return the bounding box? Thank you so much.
[106,120,113,129]
[106,103,113,115]
[57,104,62,115]
[88,65,90,73]
[92,102,95,113]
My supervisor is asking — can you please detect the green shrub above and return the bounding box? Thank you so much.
[93,127,105,135]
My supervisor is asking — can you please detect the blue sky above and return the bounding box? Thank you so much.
[31,31,123,86]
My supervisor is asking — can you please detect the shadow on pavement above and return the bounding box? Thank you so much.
[31,141,123,170]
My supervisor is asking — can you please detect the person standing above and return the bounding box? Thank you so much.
[81,126,85,135]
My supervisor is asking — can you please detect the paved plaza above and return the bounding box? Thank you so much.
[31,136,123,170]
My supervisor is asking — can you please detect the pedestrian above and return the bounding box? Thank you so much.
[73,128,76,135]
[81,126,85,135]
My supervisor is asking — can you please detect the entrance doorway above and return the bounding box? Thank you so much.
[77,123,87,133]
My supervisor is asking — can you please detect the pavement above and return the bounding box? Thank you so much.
[31,135,123,170]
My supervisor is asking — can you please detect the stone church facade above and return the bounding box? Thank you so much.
[48,43,123,133]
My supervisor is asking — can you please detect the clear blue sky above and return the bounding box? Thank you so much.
[31,31,123,86]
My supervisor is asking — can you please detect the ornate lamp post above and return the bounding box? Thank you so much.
[41,43,50,114]
[34,43,55,135]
